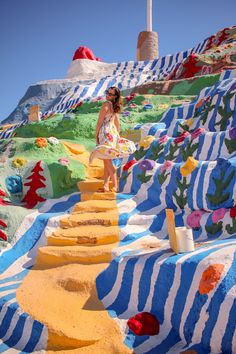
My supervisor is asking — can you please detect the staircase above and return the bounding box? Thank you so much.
[16,146,132,353]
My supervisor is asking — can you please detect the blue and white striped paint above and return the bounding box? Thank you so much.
[0,193,81,353]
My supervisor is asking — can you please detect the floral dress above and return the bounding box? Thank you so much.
[89,111,136,163]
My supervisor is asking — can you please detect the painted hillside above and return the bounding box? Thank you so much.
[0,25,235,354]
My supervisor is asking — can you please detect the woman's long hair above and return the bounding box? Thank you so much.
[109,86,123,113]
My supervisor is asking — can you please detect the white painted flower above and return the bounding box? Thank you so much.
[48,137,59,145]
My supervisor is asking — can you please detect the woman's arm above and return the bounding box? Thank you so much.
[95,102,109,143]
[114,114,120,133]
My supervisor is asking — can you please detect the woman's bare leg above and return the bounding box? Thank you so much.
[107,160,118,191]
[103,160,110,191]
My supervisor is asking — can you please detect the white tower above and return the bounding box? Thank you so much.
[136,0,159,61]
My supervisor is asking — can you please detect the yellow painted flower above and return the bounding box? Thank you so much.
[158,104,169,110]
[12,157,27,168]
[185,118,194,127]
[139,135,155,149]
[180,157,198,177]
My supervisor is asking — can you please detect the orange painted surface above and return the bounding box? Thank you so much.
[199,264,225,295]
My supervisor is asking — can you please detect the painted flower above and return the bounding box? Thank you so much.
[180,157,198,177]
[58,158,69,166]
[174,131,190,145]
[230,205,236,218]
[35,137,48,148]
[129,103,137,108]
[191,128,205,140]
[48,137,59,145]
[186,210,204,229]
[122,110,131,117]
[5,175,23,194]
[127,312,160,336]
[184,118,194,127]
[229,127,236,139]
[212,208,227,223]
[12,158,27,169]
[158,103,169,110]
[138,159,155,171]
[0,230,7,241]
[139,135,155,149]
[0,219,7,228]
[199,264,224,295]
[0,189,6,197]
[123,159,137,171]
[142,100,151,105]
[143,104,153,110]
[158,135,168,145]
[160,160,174,173]
[125,93,136,103]
[195,98,205,109]
[106,133,113,142]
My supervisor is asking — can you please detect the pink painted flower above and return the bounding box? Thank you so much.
[212,208,227,223]
[191,128,205,140]
[58,158,69,166]
[129,103,137,108]
[186,210,204,229]
[174,131,190,145]
[158,135,168,145]
[160,160,174,173]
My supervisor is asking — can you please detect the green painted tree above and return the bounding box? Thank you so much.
[173,176,190,209]
[215,92,235,131]
[207,170,235,206]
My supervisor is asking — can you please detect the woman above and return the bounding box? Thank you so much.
[89,86,136,192]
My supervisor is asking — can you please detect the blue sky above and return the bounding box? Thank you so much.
[0,0,235,121]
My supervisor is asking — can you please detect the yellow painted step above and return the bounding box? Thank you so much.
[48,225,119,246]
[17,264,132,353]
[60,212,118,228]
[62,140,86,155]
[86,166,104,179]
[72,199,117,213]
[81,191,116,201]
[36,242,117,267]
[78,179,113,193]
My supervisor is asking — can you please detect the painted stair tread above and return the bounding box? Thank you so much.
[36,243,118,266]
[72,199,117,213]
[86,166,104,179]
[48,225,119,246]
[77,179,113,192]
[60,212,118,228]
[81,191,117,201]
[17,264,131,353]
[62,140,86,154]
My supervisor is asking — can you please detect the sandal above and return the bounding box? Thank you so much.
[110,187,118,193]
[97,186,110,193]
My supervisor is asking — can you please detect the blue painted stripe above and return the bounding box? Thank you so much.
[221,297,236,353]
[0,311,27,350]
[0,194,81,273]
[22,320,45,352]
[106,257,139,316]
[137,249,170,312]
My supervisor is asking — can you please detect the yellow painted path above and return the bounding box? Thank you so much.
[16,142,132,353]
